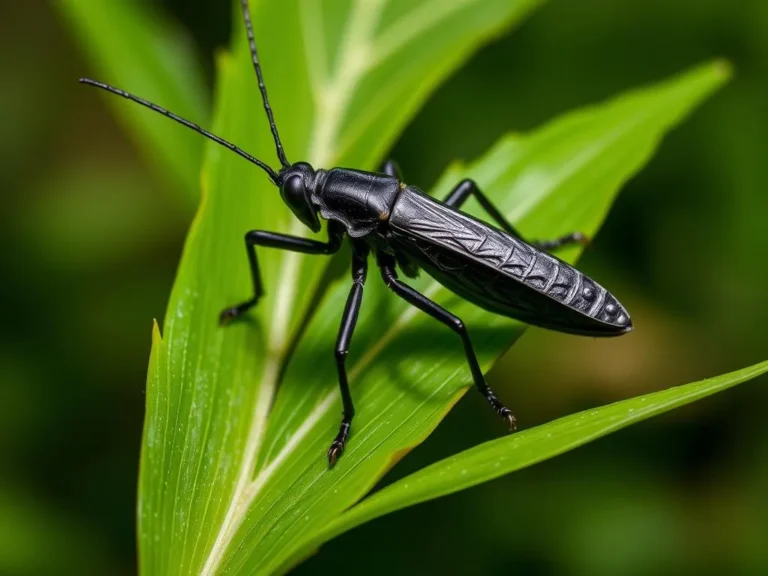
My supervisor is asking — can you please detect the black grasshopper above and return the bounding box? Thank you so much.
[82,0,632,465]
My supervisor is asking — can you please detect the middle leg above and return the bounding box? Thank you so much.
[327,242,369,466]
[377,251,516,431]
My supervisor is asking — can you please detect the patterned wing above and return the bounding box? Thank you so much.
[388,187,630,334]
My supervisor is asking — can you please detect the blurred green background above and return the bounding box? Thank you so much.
[2,1,767,574]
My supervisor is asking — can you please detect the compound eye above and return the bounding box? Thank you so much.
[282,174,306,205]
[281,174,321,232]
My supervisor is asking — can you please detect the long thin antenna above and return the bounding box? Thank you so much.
[80,78,279,183]
[240,0,290,168]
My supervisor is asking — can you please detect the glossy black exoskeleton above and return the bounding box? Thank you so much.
[81,0,632,466]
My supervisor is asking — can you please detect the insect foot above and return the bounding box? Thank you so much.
[327,422,351,467]
[219,308,238,326]
[327,440,345,467]
[499,407,518,432]
[534,231,591,251]
[218,303,251,326]
[486,393,517,432]
[570,232,590,246]
[218,307,241,326]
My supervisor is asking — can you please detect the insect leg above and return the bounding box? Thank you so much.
[530,232,589,250]
[377,251,516,431]
[219,223,344,324]
[444,179,521,237]
[379,158,403,179]
[444,179,588,251]
[328,243,369,466]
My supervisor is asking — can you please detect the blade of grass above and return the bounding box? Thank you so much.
[55,0,209,203]
[289,359,768,566]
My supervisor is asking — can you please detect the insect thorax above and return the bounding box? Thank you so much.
[311,168,401,237]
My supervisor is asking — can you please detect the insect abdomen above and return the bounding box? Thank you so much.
[388,187,631,336]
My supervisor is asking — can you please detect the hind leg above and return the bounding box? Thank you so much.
[377,251,516,431]
[444,179,588,251]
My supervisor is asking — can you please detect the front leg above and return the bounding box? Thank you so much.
[444,179,588,251]
[219,222,343,324]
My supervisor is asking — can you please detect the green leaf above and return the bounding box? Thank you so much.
[55,0,208,203]
[292,359,768,568]
[138,1,546,574]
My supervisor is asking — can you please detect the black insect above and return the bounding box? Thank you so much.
[81,0,632,466]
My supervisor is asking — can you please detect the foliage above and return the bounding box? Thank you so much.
[57,0,208,203]
[58,1,766,575]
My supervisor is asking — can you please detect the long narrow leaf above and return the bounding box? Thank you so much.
[55,0,209,202]
[291,359,768,568]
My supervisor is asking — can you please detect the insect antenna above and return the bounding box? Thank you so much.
[240,0,290,168]
[79,78,280,183]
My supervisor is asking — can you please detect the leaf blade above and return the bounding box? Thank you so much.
[55,0,208,202]
[298,359,768,563]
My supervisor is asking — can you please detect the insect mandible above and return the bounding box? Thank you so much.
[81,0,632,465]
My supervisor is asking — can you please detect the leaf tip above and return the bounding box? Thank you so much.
[711,58,734,82]
[151,318,163,344]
